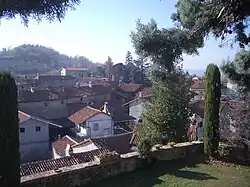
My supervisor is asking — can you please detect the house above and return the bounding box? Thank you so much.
[68,104,114,139]
[123,87,152,121]
[18,87,91,119]
[19,110,62,163]
[52,132,133,159]
[60,67,88,78]
[191,79,228,100]
[34,74,76,89]
[189,100,205,139]
[190,99,247,140]
[219,100,247,140]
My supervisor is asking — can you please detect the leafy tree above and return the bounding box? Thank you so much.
[0,72,19,187]
[221,50,250,92]
[112,63,124,82]
[204,64,221,158]
[104,56,114,81]
[172,0,250,48]
[131,19,200,148]
[0,0,80,25]
[133,57,149,85]
[172,0,250,90]
[96,66,105,77]
[141,68,192,144]
[125,51,133,65]
[131,19,204,72]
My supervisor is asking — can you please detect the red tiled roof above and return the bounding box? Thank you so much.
[18,89,60,102]
[37,75,75,81]
[190,100,205,118]
[119,83,142,93]
[191,82,206,90]
[68,106,103,124]
[20,148,109,177]
[220,100,246,117]
[18,111,30,123]
[52,136,79,157]
[80,85,113,95]
[91,132,133,154]
[135,87,152,98]
[18,87,91,103]
[71,139,96,148]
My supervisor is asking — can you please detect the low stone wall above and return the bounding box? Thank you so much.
[21,142,203,187]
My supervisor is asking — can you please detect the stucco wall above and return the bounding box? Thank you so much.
[85,113,114,138]
[129,100,144,120]
[21,142,204,187]
[19,100,68,119]
[20,119,50,163]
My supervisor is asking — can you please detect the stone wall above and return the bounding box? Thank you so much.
[21,142,203,187]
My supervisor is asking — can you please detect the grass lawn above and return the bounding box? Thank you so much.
[84,160,250,187]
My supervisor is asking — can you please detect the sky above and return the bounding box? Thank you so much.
[0,0,241,70]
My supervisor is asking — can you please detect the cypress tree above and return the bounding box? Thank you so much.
[0,72,20,187]
[204,64,221,158]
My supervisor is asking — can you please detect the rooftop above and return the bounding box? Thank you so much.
[68,106,106,124]
[20,148,109,177]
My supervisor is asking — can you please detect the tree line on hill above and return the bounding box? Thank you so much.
[1,0,250,187]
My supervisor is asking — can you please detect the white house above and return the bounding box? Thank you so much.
[123,93,151,121]
[60,67,88,78]
[68,104,114,139]
[19,111,62,163]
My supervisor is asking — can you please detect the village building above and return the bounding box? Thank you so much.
[60,67,88,78]
[19,110,61,163]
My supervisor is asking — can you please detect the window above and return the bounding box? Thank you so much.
[35,126,41,132]
[44,102,48,107]
[93,123,99,131]
[20,127,25,133]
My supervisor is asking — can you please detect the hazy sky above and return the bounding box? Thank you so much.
[0,0,241,69]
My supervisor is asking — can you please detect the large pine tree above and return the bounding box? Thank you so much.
[0,72,20,187]
[204,64,221,158]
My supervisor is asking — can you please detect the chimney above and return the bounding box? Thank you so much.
[36,73,40,79]
[30,87,35,93]
[65,144,72,156]
[138,91,142,98]
[88,81,92,88]
[58,134,61,140]
[102,102,110,115]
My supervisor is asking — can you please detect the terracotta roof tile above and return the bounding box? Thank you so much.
[52,136,79,157]
[18,111,30,123]
[18,89,60,102]
[191,82,205,90]
[71,139,96,148]
[135,87,152,98]
[20,148,109,177]
[190,100,205,118]
[91,132,133,154]
[37,75,75,81]
[68,106,103,124]
[119,83,142,93]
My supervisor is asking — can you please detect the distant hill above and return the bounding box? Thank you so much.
[0,44,102,75]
